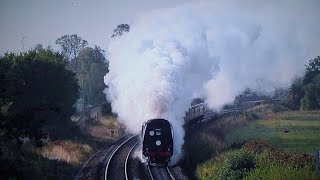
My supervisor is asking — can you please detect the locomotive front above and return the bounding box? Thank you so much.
[142,119,173,166]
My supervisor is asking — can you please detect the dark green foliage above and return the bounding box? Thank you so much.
[288,56,320,110]
[0,47,79,142]
[0,46,80,178]
[111,24,130,38]
[303,56,320,85]
[288,77,304,110]
[300,74,320,110]
[218,150,255,180]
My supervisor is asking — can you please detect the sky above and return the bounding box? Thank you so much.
[0,0,192,54]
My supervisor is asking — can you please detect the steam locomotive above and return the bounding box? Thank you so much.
[142,119,173,166]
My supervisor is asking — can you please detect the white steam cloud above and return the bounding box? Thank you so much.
[104,0,320,163]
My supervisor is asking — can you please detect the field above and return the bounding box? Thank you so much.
[196,110,320,180]
[226,111,320,154]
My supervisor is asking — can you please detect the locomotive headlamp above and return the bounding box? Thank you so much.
[156,140,161,146]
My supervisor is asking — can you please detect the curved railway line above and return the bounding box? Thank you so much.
[103,134,179,180]
[77,133,182,180]
[76,104,215,180]
[75,134,134,180]
[105,135,139,180]
[124,141,140,180]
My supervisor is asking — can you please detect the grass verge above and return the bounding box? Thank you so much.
[197,141,318,180]
[226,111,320,154]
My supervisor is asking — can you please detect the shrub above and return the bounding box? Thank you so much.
[245,152,318,180]
[197,149,256,180]
[218,150,256,180]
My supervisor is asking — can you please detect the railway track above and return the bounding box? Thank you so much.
[124,140,141,180]
[75,134,133,180]
[75,107,184,180]
[148,165,175,180]
[104,134,178,180]
[105,135,139,180]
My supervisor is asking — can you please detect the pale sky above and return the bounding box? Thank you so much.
[0,0,192,54]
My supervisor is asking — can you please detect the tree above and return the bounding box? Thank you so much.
[288,56,320,110]
[0,47,79,143]
[288,76,304,110]
[303,56,320,84]
[111,24,130,38]
[55,34,88,60]
[76,46,108,107]
[300,74,320,110]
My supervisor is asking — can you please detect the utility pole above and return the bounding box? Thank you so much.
[81,78,85,116]
[78,71,87,116]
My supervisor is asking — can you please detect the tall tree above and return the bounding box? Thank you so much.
[288,56,320,110]
[300,74,320,110]
[288,76,304,110]
[111,24,130,38]
[76,46,108,107]
[303,56,320,84]
[0,46,79,143]
[55,34,88,60]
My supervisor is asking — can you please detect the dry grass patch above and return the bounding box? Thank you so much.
[41,140,92,164]
[85,115,124,140]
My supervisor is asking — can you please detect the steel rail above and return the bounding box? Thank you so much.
[166,167,175,180]
[125,141,140,180]
[104,135,136,180]
[147,165,155,180]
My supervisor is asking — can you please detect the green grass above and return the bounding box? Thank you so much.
[245,149,318,180]
[226,111,320,154]
[196,145,318,180]
[246,161,318,180]
[196,110,320,180]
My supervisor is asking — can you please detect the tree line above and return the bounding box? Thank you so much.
[0,24,130,178]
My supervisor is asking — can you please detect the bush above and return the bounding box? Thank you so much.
[197,141,317,180]
[245,152,318,180]
[196,149,256,180]
[218,150,256,180]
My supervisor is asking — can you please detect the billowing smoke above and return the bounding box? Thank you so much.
[104,0,320,163]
